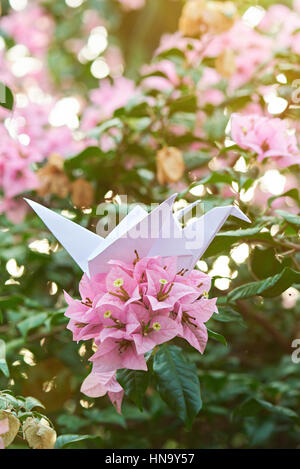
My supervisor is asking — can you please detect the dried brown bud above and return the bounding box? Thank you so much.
[204,2,237,35]
[71,178,95,208]
[23,417,56,450]
[156,147,185,185]
[179,0,207,37]
[0,410,20,448]
[36,154,70,198]
[215,49,236,78]
[48,153,64,170]
[179,0,237,37]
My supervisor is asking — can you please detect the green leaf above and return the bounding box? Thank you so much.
[0,358,9,378]
[156,47,185,62]
[204,110,229,141]
[214,306,246,327]
[24,397,45,410]
[169,95,197,115]
[0,295,24,308]
[275,210,300,227]
[0,83,14,110]
[228,267,300,301]
[56,414,88,432]
[183,151,211,170]
[87,118,122,138]
[64,146,104,171]
[153,345,202,428]
[126,117,151,132]
[200,171,235,186]
[233,398,298,421]
[250,246,285,280]
[117,369,149,411]
[54,434,98,449]
[207,328,227,346]
[17,313,48,337]
[204,227,271,258]
[84,408,126,428]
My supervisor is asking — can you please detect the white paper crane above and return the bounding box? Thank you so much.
[25,195,250,277]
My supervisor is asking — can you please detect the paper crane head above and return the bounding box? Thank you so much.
[25,194,250,277]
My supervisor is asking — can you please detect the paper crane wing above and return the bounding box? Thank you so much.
[183,205,251,270]
[24,199,102,273]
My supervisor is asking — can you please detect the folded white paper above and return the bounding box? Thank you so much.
[25,195,250,277]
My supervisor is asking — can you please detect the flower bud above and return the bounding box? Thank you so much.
[215,49,236,78]
[36,154,70,198]
[71,178,95,209]
[0,410,20,448]
[23,417,57,450]
[204,1,237,35]
[179,0,237,37]
[156,147,185,185]
[179,0,207,37]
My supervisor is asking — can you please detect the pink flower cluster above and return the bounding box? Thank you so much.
[204,21,273,90]
[81,77,137,132]
[231,114,300,167]
[0,5,54,57]
[0,125,40,223]
[258,4,300,56]
[64,255,217,412]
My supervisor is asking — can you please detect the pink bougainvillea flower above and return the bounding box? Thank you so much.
[81,370,122,398]
[81,370,125,414]
[64,254,217,409]
[126,303,179,354]
[104,266,141,307]
[175,298,217,353]
[179,269,212,294]
[79,272,107,305]
[231,114,300,167]
[90,331,147,373]
[144,268,199,312]
[2,159,39,199]
[0,5,54,57]
[0,198,28,224]
[133,256,163,284]
[64,291,98,324]
[141,60,180,91]
[90,77,136,121]
[108,390,124,414]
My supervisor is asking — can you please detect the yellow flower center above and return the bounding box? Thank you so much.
[113,278,124,287]
[104,310,112,319]
[153,322,161,331]
[159,278,168,285]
